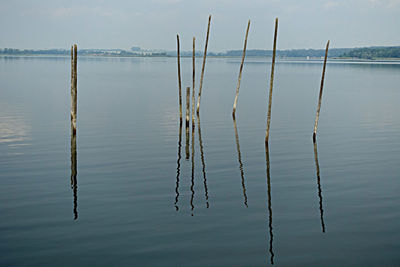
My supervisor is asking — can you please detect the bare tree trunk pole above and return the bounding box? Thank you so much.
[186,87,190,127]
[192,37,196,128]
[313,40,330,142]
[265,18,278,144]
[71,44,78,134]
[232,20,250,118]
[176,35,182,120]
[196,15,211,115]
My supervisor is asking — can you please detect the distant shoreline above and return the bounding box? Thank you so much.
[1,54,400,63]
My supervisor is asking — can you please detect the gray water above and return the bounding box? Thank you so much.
[0,56,399,266]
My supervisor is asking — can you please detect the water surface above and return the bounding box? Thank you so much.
[1,56,400,266]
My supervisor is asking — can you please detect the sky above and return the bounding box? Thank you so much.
[0,0,399,51]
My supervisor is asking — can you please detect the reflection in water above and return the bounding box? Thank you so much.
[185,122,190,160]
[197,114,209,208]
[313,141,326,233]
[233,118,248,207]
[190,125,195,215]
[70,124,78,220]
[265,143,274,264]
[175,120,183,211]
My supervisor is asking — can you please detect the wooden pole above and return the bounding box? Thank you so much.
[196,15,211,114]
[265,18,278,144]
[313,40,330,142]
[192,37,196,128]
[70,44,78,220]
[233,118,248,207]
[71,44,78,134]
[232,20,251,118]
[313,141,326,233]
[177,35,183,120]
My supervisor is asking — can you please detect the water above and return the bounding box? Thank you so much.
[1,56,399,266]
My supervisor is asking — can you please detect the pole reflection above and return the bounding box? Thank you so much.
[197,114,209,208]
[313,141,326,233]
[175,119,183,211]
[70,123,78,220]
[190,124,195,215]
[233,118,248,207]
[265,143,274,264]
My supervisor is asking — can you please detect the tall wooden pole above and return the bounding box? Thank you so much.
[192,37,196,128]
[70,44,78,220]
[177,35,182,120]
[265,18,278,144]
[232,20,251,118]
[313,40,330,142]
[196,15,211,114]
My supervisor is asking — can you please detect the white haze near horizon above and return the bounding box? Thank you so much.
[0,0,399,51]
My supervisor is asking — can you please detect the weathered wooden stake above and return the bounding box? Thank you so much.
[232,20,251,118]
[313,40,330,142]
[70,44,78,220]
[71,44,78,134]
[265,18,278,144]
[177,35,183,119]
[196,15,211,114]
[192,37,196,128]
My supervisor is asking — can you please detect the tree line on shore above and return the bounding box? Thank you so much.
[1,46,399,59]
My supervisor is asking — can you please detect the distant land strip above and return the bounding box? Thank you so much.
[1,46,399,60]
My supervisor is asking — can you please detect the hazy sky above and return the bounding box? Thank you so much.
[0,0,399,51]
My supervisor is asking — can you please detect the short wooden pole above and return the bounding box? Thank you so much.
[192,37,196,128]
[177,35,183,120]
[232,20,250,118]
[265,18,278,144]
[71,44,78,134]
[196,15,211,114]
[313,40,330,142]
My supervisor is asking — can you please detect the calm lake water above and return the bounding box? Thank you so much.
[1,56,399,266]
